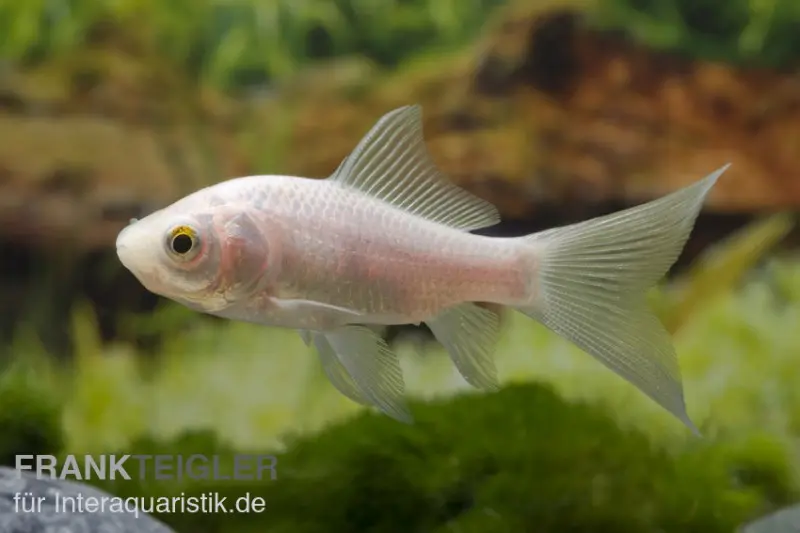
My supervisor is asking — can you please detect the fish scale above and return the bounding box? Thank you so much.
[258,179,522,320]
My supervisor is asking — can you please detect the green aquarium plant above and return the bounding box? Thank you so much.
[657,213,795,334]
[0,0,509,90]
[0,355,65,465]
[74,384,797,533]
[591,0,800,69]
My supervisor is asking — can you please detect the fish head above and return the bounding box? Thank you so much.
[115,200,277,312]
[115,206,222,305]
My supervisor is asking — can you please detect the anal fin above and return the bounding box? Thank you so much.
[425,303,501,390]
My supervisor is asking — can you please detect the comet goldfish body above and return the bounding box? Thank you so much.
[116,105,728,433]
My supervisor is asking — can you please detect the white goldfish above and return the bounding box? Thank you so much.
[116,105,728,433]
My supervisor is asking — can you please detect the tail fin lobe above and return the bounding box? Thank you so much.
[514,165,729,434]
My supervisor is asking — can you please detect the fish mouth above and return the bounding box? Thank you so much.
[114,219,175,297]
[115,221,145,270]
[115,235,133,271]
[115,225,153,288]
[117,253,163,295]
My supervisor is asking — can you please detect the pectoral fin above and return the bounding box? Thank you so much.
[271,298,365,318]
[322,325,412,423]
[425,303,501,390]
[269,297,366,330]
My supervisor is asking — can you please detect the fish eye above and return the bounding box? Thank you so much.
[166,225,201,260]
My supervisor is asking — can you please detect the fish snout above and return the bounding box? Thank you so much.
[115,221,152,277]
[115,224,135,265]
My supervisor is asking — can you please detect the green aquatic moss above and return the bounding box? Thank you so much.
[2,334,796,532]
[77,384,795,533]
[1,315,798,532]
[0,360,64,465]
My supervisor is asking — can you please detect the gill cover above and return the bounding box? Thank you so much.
[214,210,276,299]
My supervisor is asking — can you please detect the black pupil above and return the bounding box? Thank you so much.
[171,233,194,255]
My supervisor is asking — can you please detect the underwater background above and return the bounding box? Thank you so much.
[1,0,800,531]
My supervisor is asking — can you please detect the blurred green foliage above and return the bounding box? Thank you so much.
[4,382,798,532]
[591,0,800,68]
[0,0,507,90]
[657,213,795,334]
[3,0,797,98]
[0,358,63,466]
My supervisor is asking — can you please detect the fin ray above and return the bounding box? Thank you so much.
[426,303,501,390]
[329,105,500,231]
[514,165,729,435]
[309,331,372,406]
[322,325,412,423]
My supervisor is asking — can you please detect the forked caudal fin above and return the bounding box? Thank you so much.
[514,165,730,435]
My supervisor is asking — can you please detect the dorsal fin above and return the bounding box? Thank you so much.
[329,105,500,231]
